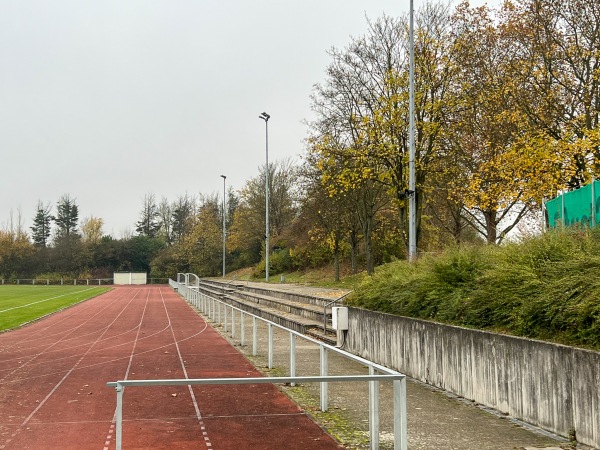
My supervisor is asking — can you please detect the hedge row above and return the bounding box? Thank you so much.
[348,228,600,350]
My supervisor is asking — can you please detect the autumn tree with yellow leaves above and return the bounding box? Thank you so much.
[307,0,600,250]
[308,4,457,256]
[508,0,600,188]
[0,211,34,279]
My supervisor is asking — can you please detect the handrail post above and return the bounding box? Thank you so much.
[290,332,296,386]
[231,307,236,338]
[240,312,246,346]
[115,383,124,450]
[394,378,408,450]
[268,323,273,369]
[369,366,380,449]
[253,317,258,356]
[320,344,328,411]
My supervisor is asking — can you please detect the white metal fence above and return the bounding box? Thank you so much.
[107,374,406,450]
[182,274,406,449]
[1,278,113,285]
[0,278,169,285]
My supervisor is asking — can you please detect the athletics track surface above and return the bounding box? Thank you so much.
[0,286,343,449]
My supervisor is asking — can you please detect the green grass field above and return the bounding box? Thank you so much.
[0,285,111,332]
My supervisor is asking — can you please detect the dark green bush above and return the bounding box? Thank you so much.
[348,229,600,350]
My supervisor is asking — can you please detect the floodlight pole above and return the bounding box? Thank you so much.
[220,175,227,278]
[408,0,417,262]
[259,112,270,281]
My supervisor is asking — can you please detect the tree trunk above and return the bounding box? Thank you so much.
[333,231,340,282]
[349,229,359,274]
[483,210,498,244]
[334,251,340,282]
[364,223,374,275]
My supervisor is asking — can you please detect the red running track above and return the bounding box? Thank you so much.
[0,286,343,450]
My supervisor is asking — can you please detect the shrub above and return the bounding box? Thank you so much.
[348,229,600,350]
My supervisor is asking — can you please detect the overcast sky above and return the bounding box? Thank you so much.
[0,0,494,238]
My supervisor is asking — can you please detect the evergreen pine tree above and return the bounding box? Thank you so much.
[54,194,79,238]
[30,201,53,247]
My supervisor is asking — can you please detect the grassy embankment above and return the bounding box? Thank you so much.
[253,228,600,351]
[347,228,600,350]
[0,285,111,331]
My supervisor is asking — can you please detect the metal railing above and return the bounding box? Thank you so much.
[157,275,409,450]
[1,278,113,285]
[108,374,406,450]
[0,278,169,286]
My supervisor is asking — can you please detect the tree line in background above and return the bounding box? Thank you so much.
[2,0,599,281]
[0,193,167,281]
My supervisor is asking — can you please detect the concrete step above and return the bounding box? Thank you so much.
[218,294,331,335]
[196,283,233,300]
[239,285,333,308]
[196,280,240,295]
[205,279,341,308]
[197,279,338,339]
[305,327,338,346]
[234,289,331,323]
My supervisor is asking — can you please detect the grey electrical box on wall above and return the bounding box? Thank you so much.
[332,307,348,330]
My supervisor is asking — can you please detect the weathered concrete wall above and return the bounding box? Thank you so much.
[345,307,600,449]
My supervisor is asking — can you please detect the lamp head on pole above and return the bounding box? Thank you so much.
[259,112,270,122]
[220,175,226,180]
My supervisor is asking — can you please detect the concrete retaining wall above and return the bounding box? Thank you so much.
[345,307,600,448]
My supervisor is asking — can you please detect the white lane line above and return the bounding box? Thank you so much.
[0,289,141,450]
[0,318,168,369]
[0,289,137,380]
[104,289,151,450]
[0,326,208,385]
[0,288,134,354]
[160,287,212,448]
[20,289,143,427]
[122,290,150,380]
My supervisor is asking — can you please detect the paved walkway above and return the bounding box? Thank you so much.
[208,281,574,450]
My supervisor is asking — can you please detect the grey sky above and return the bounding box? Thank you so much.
[0,0,492,237]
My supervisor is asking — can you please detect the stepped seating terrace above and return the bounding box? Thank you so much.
[196,278,342,345]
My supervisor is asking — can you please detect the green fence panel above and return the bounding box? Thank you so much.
[546,180,600,228]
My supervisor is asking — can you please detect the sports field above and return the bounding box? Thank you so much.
[0,286,342,449]
[0,285,111,332]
